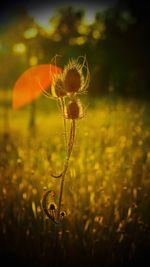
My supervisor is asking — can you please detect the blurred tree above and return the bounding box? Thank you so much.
[0,8,37,89]
[47,6,86,64]
[114,0,150,98]
[91,0,150,99]
[0,8,42,133]
[1,1,149,103]
[51,6,84,42]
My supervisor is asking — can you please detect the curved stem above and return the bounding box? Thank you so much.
[42,190,60,224]
[57,119,75,221]
[42,117,75,223]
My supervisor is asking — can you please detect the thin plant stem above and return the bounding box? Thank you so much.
[51,98,68,179]
[59,97,68,150]
[57,119,75,221]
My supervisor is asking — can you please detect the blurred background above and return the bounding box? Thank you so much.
[0,0,150,100]
[1,1,150,267]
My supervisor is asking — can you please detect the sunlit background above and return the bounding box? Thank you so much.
[0,0,150,267]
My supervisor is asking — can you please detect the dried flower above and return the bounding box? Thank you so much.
[64,67,81,93]
[49,202,57,211]
[60,211,66,217]
[51,74,67,98]
[42,56,90,224]
[63,57,90,95]
[49,56,90,99]
[65,98,83,120]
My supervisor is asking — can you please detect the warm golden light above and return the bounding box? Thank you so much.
[13,43,26,54]
[24,27,38,39]
[77,24,89,35]
[93,30,101,39]
[29,56,38,66]
[69,36,87,45]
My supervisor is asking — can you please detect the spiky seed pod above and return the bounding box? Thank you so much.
[60,211,66,217]
[64,68,81,93]
[62,57,90,95]
[51,76,66,98]
[49,203,57,211]
[66,99,83,119]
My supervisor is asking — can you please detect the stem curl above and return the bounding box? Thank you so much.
[42,119,75,223]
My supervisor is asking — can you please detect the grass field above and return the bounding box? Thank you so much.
[0,94,150,267]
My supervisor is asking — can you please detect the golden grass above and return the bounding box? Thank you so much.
[0,96,150,266]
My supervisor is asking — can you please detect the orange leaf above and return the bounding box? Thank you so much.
[12,64,62,109]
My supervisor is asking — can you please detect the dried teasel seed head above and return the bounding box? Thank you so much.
[60,211,66,217]
[66,99,83,120]
[64,68,81,93]
[51,76,66,98]
[62,56,90,95]
[49,203,57,211]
